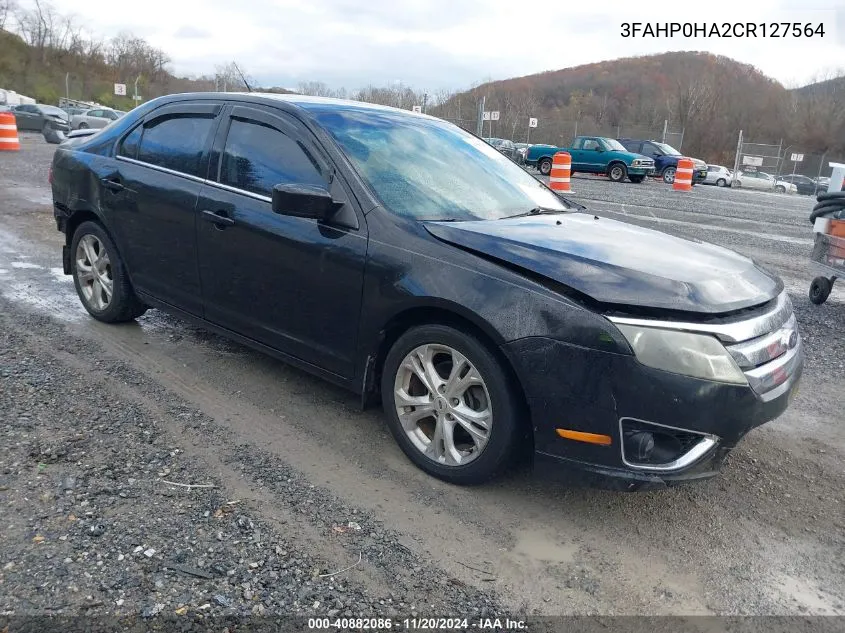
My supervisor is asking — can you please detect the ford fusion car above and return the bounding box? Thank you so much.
[49,93,803,489]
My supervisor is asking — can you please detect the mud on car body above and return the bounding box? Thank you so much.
[50,93,803,489]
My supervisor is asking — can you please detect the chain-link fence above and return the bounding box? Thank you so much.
[775,151,845,180]
[732,138,783,178]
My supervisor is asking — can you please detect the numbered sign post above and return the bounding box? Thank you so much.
[114,83,127,96]
[527,117,538,143]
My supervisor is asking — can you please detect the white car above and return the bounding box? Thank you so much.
[70,108,123,130]
[733,171,797,194]
[704,164,733,187]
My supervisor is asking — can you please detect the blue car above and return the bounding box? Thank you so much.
[619,139,708,185]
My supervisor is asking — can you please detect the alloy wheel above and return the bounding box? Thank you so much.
[75,234,113,311]
[393,343,492,466]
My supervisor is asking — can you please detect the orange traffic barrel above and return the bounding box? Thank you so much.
[673,157,694,191]
[549,151,572,193]
[0,111,20,151]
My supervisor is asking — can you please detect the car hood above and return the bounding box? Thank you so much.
[424,213,782,314]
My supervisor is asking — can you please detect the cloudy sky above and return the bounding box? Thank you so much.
[35,0,845,91]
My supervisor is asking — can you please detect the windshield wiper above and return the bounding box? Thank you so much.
[501,207,565,219]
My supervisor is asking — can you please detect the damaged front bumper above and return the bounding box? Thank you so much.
[503,292,803,490]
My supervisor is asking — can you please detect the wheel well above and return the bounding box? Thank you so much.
[368,306,533,454]
[64,209,103,245]
[607,160,626,173]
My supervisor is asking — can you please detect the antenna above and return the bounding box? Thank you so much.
[232,62,252,93]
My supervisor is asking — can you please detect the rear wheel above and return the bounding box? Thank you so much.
[70,221,147,323]
[538,158,552,175]
[775,185,786,193]
[380,324,521,485]
[608,163,627,183]
[809,277,832,305]
[716,178,727,187]
[662,166,676,184]
[78,122,89,129]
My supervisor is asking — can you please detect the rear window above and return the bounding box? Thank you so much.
[136,115,215,178]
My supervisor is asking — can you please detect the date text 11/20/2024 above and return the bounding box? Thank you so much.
[308,617,528,630]
[620,22,826,38]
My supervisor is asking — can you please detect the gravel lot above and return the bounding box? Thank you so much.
[0,134,843,624]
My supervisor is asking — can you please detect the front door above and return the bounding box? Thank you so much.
[196,105,368,378]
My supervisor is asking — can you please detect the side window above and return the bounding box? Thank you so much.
[137,114,215,178]
[118,125,143,159]
[89,110,101,118]
[572,138,583,150]
[583,139,599,151]
[219,118,324,198]
[644,143,660,155]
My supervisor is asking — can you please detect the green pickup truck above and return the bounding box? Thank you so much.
[525,136,656,183]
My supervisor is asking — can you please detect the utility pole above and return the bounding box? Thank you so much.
[661,119,668,144]
[476,96,485,137]
[134,75,141,104]
[65,72,70,101]
[732,130,743,185]
[423,93,428,114]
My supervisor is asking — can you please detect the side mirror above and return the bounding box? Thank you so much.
[595,146,604,152]
[271,183,341,220]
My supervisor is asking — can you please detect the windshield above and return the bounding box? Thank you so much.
[604,139,627,151]
[654,142,681,155]
[311,107,568,221]
[42,106,66,117]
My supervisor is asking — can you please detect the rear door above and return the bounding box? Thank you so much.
[108,101,223,315]
[14,104,38,130]
[196,104,368,377]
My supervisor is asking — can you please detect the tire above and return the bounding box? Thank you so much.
[629,175,644,183]
[70,220,147,323]
[380,324,521,485]
[538,158,552,176]
[734,180,742,188]
[78,122,89,129]
[608,163,627,183]
[775,185,786,194]
[809,277,832,305]
[716,178,727,187]
[661,166,676,184]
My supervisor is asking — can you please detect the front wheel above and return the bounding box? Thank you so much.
[538,158,552,175]
[608,163,628,183]
[629,175,645,183]
[381,324,521,485]
[71,221,147,322]
[716,178,727,187]
[661,167,676,184]
[775,185,786,193]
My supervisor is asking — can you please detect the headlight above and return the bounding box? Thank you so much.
[615,324,747,384]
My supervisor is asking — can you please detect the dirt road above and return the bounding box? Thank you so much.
[1,134,843,621]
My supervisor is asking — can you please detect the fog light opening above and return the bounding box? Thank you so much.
[620,418,717,471]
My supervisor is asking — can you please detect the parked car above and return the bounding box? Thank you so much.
[618,139,708,184]
[777,173,825,196]
[525,136,655,183]
[62,107,88,117]
[734,171,797,193]
[50,93,802,488]
[483,137,519,162]
[513,142,530,165]
[12,103,70,132]
[704,164,733,187]
[71,108,123,130]
[816,176,830,190]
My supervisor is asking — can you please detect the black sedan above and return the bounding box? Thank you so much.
[49,93,803,489]
[13,103,70,132]
[778,173,825,196]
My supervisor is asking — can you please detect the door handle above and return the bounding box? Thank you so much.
[100,177,125,193]
[201,209,235,227]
